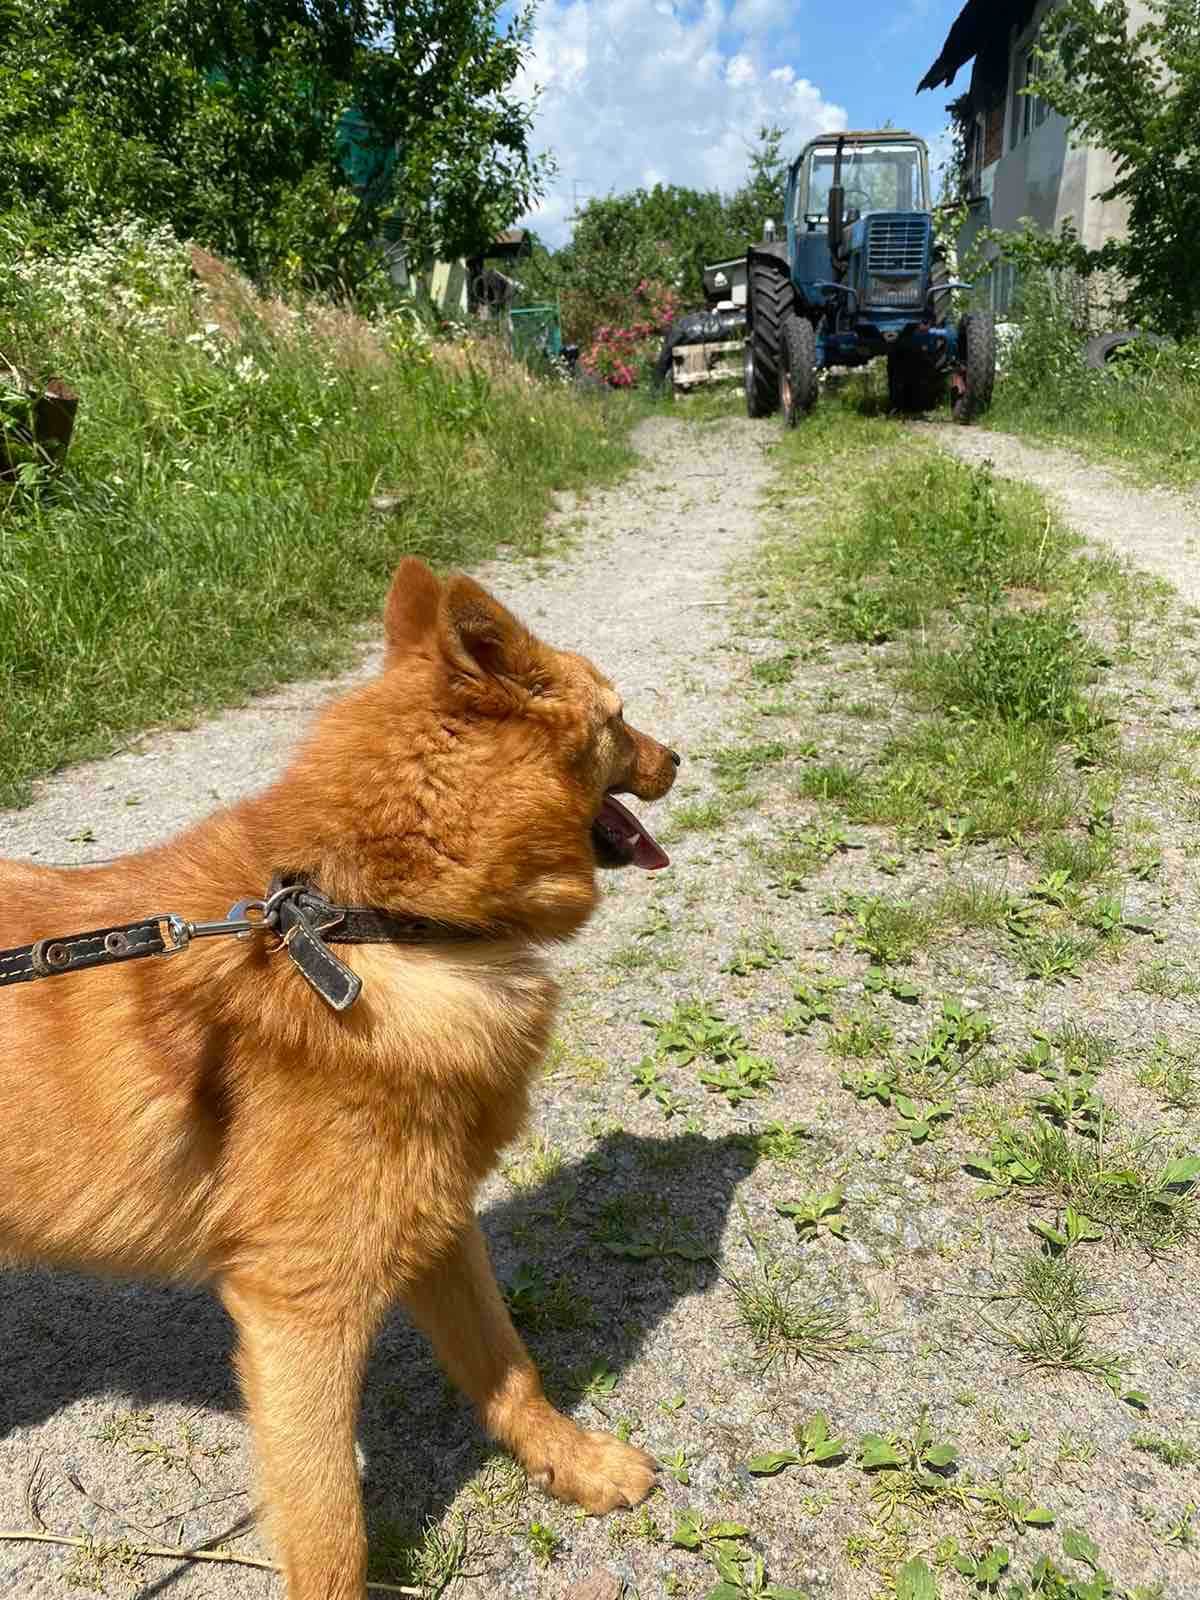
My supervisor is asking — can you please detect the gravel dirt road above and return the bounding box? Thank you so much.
[926,424,1200,606]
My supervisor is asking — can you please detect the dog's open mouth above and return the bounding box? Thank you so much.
[592,793,670,871]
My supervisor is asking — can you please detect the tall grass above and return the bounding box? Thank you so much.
[0,220,637,805]
[762,402,1145,842]
[988,268,1200,489]
[822,453,1089,645]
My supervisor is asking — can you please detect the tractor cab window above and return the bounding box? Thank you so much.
[796,142,930,229]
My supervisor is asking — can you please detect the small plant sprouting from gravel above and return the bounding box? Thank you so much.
[1027,1204,1105,1255]
[747,1121,812,1162]
[700,1054,777,1105]
[523,1519,563,1566]
[775,1187,847,1240]
[825,890,936,967]
[1132,1433,1200,1469]
[828,1008,895,1060]
[857,1404,958,1478]
[979,1251,1148,1405]
[728,1246,857,1372]
[502,1134,564,1189]
[1136,1037,1200,1112]
[1134,958,1200,999]
[642,1000,743,1064]
[671,1512,807,1600]
[630,1057,691,1119]
[1020,932,1097,984]
[747,1412,848,1475]
[966,1118,1200,1251]
[503,1264,593,1332]
[641,999,778,1106]
[756,818,863,896]
[750,652,797,686]
[369,1512,473,1594]
[663,794,743,837]
[724,930,789,974]
[785,973,845,1033]
[710,739,789,793]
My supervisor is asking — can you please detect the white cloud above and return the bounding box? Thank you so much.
[515,0,847,245]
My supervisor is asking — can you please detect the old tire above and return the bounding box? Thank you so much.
[780,313,818,427]
[952,311,996,423]
[745,258,789,417]
[1083,329,1170,368]
[887,353,946,414]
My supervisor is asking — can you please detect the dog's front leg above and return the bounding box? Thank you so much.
[221,1276,379,1600]
[403,1219,657,1513]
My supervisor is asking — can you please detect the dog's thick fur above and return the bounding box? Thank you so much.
[0,559,677,1599]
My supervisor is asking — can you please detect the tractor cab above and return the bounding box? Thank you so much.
[792,132,930,233]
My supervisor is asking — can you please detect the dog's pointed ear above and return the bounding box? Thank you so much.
[384,558,442,652]
[439,574,538,688]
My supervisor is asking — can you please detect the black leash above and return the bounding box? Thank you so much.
[0,876,483,1013]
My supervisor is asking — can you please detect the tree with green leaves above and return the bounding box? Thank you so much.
[724,124,788,242]
[0,0,548,288]
[524,126,792,346]
[1029,0,1200,337]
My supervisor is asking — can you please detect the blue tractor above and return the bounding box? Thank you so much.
[744,130,995,426]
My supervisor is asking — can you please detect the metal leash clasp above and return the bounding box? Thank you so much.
[156,884,306,958]
[185,884,305,942]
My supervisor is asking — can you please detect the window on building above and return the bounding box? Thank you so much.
[970,114,984,194]
[1013,34,1050,144]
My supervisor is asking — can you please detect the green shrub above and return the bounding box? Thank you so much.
[986,258,1200,489]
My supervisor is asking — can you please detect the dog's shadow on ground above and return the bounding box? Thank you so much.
[1,1129,756,1573]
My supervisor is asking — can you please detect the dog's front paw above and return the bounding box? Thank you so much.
[527,1419,657,1513]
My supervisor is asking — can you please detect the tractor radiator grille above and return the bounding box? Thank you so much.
[865,217,927,309]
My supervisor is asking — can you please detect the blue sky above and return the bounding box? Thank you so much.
[511,0,969,244]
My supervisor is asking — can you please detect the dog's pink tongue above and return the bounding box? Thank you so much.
[600,794,670,870]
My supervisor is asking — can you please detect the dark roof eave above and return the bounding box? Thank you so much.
[917,0,987,92]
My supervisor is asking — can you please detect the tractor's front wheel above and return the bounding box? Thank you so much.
[951,311,996,423]
[745,258,789,417]
[780,313,818,427]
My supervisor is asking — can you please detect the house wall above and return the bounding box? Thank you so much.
[963,0,1150,309]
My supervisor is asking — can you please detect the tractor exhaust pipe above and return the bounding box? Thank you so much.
[828,135,846,275]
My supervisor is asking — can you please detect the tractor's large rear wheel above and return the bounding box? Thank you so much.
[745,258,789,417]
[951,311,996,423]
[780,313,818,426]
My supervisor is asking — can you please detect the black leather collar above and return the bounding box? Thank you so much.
[266,876,485,1011]
[0,872,489,1013]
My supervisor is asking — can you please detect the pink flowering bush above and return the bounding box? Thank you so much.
[579,278,681,388]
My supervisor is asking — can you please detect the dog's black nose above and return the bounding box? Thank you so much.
[668,749,681,768]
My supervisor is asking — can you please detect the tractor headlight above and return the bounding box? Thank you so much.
[867,275,922,308]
